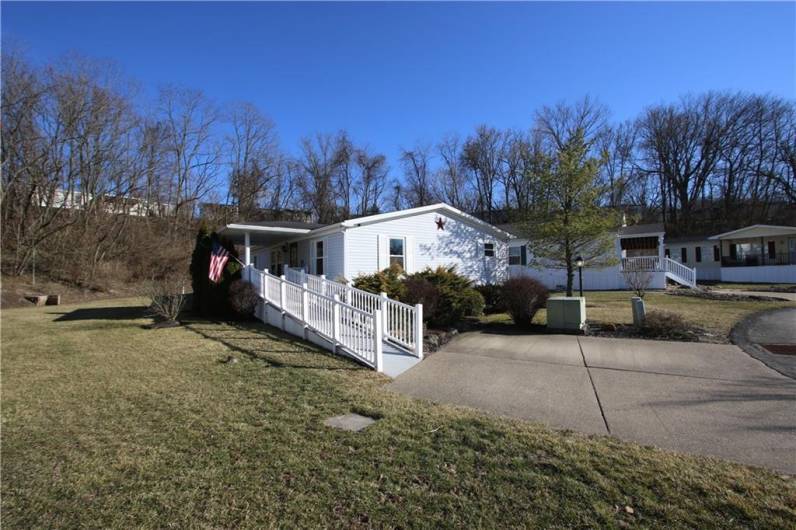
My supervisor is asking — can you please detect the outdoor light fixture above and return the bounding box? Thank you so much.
[575,256,584,297]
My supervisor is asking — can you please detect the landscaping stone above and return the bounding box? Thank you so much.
[46,295,60,306]
[24,295,47,306]
[323,413,376,432]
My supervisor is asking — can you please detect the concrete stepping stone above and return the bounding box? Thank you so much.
[323,413,376,432]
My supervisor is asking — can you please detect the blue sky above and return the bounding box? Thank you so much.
[3,1,795,166]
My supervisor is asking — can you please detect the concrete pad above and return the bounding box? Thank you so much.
[389,351,607,434]
[744,307,796,344]
[590,368,796,473]
[382,343,422,378]
[323,413,376,432]
[444,331,584,366]
[578,336,780,382]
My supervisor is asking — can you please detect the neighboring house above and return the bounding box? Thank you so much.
[708,225,796,283]
[505,222,694,290]
[663,236,722,281]
[220,203,514,285]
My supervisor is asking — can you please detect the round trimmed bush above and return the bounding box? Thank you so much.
[501,277,549,328]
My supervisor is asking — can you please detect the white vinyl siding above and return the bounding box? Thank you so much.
[344,211,508,284]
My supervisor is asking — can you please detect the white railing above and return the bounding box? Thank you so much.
[285,266,306,285]
[246,266,383,371]
[281,271,423,358]
[664,257,697,288]
[621,256,661,271]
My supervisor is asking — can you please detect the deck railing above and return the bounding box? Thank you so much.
[246,266,383,371]
[282,268,423,358]
[620,256,697,288]
[621,256,660,271]
[663,257,696,287]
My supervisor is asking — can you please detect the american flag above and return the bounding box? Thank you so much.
[208,241,231,283]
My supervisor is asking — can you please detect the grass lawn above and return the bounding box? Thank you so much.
[482,291,796,341]
[2,298,795,528]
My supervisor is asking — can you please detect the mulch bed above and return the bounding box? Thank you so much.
[762,344,796,355]
[667,288,790,302]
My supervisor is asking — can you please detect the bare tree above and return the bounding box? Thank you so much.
[354,147,388,215]
[158,86,221,224]
[400,143,434,208]
[226,101,280,220]
[461,125,505,221]
[433,134,473,210]
[298,132,348,223]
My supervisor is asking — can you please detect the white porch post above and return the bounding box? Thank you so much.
[244,231,251,266]
[658,234,665,270]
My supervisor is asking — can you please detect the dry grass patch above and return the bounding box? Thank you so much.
[2,298,795,528]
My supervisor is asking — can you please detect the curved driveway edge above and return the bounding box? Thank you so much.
[731,307,796,380]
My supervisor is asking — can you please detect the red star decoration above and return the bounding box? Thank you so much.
[435,217,445,230]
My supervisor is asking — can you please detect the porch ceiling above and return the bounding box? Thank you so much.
[219,224,311,247]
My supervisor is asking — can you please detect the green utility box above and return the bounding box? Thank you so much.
[546,296,586,331]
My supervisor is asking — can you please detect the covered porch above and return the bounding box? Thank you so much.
[617,223,666,271]
[219,221,323,274]
[710,225,796,268]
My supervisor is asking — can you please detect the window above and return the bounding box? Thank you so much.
[508,246,522,265]
[389,238,404,269]
[768,241,776,259]
[252,255,259,269]
[315,240,325,275]
[695,246,702,263]
[681,248,687,263]
[713,245,720,262]
[665,248,670,258]
[484,242,495,257]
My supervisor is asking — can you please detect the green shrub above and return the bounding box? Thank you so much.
[188,226,241,318]
[501,277,548,328]
[352,263,406,299]
[403,266,484,327]
[402,277,440,321]
[476,283,506,314]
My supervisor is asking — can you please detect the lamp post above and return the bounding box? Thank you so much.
[575,255,584,298]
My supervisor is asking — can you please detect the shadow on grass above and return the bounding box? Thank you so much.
[51,306,150,322]
[181,316,362,371]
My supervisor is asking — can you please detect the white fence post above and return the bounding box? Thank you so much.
[279,275,287,330]
[414,303,424,359]
[380,292,389,335]
[332,294,341,347]
[320,274,326,296]
[301,282,309,324]
[262,268,269,299]
[374,312,383,373]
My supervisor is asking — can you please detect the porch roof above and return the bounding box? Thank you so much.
[708,225,796,241]
[219,221,325,246]
[617,223,665,238]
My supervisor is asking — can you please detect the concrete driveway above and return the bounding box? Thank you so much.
[732,307,796,379]
[389,331,796,474]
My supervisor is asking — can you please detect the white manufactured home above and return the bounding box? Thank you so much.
[219,203,513,377]
[505,223,697,290]
[221,203,513,285]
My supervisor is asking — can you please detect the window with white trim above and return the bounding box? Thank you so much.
[315,240,325,275]
[484,242,495,257]
[508,246,522,265]
[389,238,404,269]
